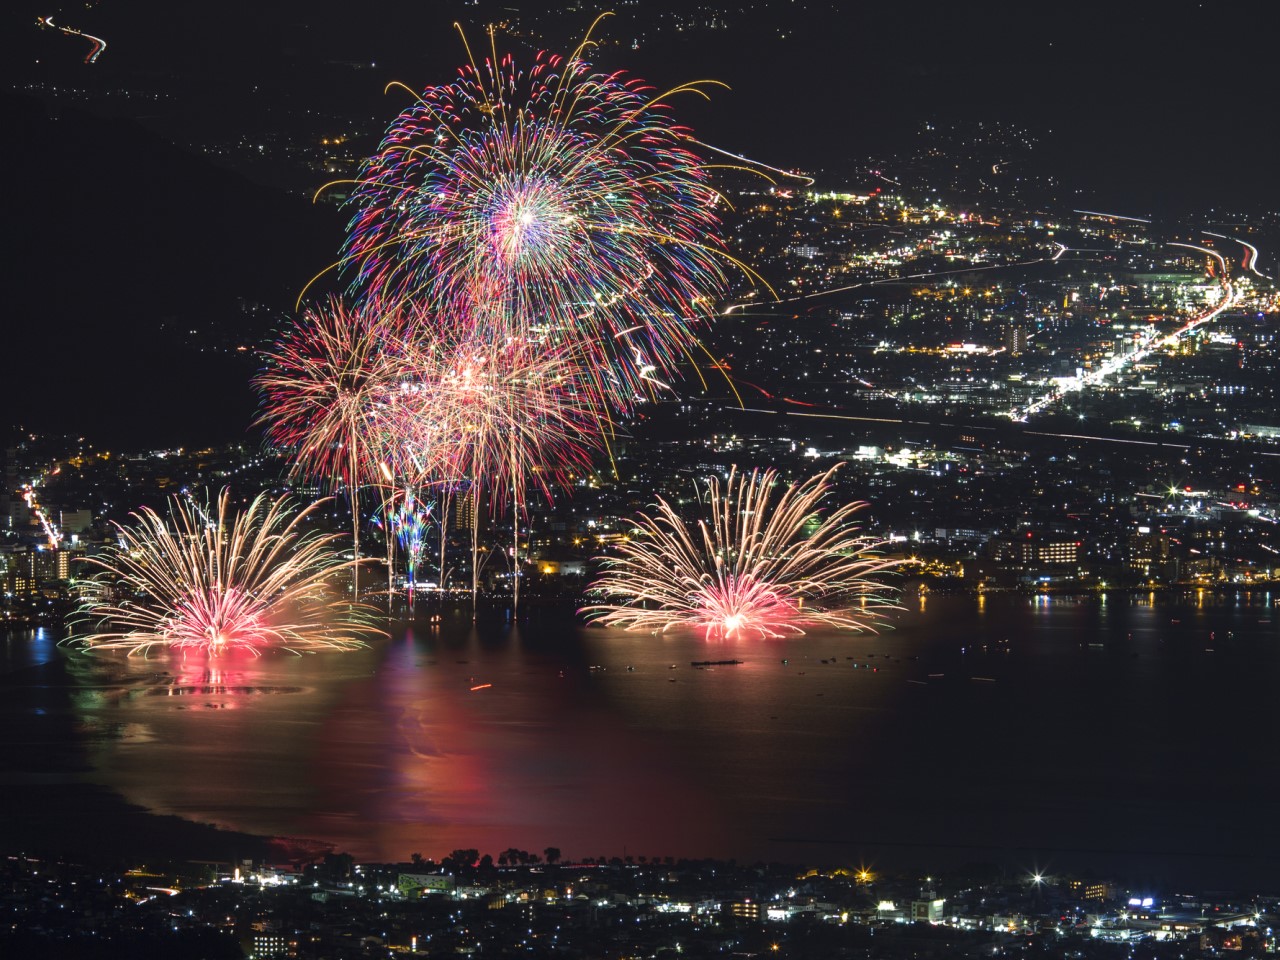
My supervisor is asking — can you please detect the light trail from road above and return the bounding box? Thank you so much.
[1153,281,1236,347]
[1023,430,1190,450]
[1169,241,1228,275]
[716,405,1007,435]
[1203,230,1270,280]
[36,15,107,64]
[1240,239,1264,277]
[181,488,217,530]
[691,140,816,186]
[22,484,63,550]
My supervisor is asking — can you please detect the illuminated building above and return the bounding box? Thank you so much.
[453,490,476,533]
[250,933,291,958]
[911,898,947,922]
[988,532,1079,568]
[1065,878,1115,901]
[1005,324,1028,356]
[1127,527,1173,580]
[725,900,761,920]
[2,544,71,597]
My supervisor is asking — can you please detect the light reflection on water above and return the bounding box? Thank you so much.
[30,593,1280,881]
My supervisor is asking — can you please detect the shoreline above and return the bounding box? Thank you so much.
[3,580,1277,632]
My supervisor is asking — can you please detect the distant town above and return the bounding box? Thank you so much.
[7,160,1280,624]
[2,849,1275,958]
[11,12,1279,621]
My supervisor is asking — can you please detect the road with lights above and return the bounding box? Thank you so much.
[1010,243,1240,421]
[36,15,107,64]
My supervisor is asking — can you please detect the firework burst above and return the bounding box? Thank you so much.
[326,20,752,402]
[582,465,899,639]
[71,491,381,657]
[254,295,404,492]
[255,296,413,593]
[369,328,603,502]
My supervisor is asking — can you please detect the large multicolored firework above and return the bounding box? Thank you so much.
[582,465,899,639]
[260,22,772,609]
[72,491,380,657]
[325,18,751,403]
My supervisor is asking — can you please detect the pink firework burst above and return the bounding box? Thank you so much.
[255,296,417,593]
[254,295,406,492]
[368,327,605,504]
[582,464,900,639]
[72,491,382,657]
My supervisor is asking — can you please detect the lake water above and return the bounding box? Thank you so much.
[2,592,1277,886]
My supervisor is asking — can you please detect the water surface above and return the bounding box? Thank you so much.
[4,593,1277,884]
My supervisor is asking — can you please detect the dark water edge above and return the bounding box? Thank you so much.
[0,782,272,865]
[0,648,274,866]
[2,593,1278,890]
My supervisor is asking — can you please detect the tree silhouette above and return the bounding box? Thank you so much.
[444,849,479,874]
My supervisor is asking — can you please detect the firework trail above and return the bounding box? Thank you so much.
[394,490,430,593]
[582,465,899,639]
[375,487,433,599]
[71,491,381,657]
[322,19,759,405]
[255,296,408,595]
[369,328,606,604]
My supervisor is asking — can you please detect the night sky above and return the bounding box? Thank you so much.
[9,1,1274,208]
[3,0,1276,444]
